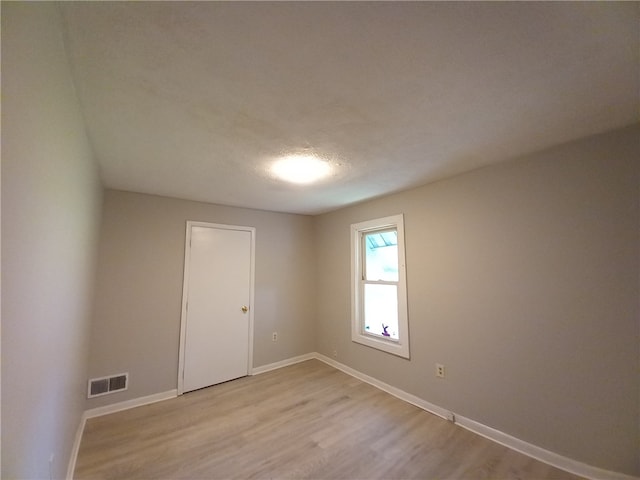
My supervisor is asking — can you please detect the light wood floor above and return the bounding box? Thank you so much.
[75,359,583,479]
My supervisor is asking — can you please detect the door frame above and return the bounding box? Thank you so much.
[177,220,256,395]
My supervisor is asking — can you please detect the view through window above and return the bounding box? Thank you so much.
[363,229,399,339]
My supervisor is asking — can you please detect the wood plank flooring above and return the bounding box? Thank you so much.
[75,359,583,479]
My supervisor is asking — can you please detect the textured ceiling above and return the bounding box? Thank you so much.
[59,2,639,215]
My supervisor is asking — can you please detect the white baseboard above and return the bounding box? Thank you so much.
[66,414,87,480]
[312,353,639,480]
[84,389,178,419]
[314,353,451,420]
[454,415,639,480]
[67,389,177,479]
[251,352,316,375]
[67,355,638,480]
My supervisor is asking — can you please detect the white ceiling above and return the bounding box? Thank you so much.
[59,2,639,215]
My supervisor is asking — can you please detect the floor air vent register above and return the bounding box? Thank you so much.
[88,373,128,398]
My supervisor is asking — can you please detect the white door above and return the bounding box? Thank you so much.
[179,222,255,394]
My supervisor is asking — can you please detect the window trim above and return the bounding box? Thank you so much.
[351,214,410,359]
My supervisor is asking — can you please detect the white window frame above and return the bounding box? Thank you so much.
[351,214,410,359]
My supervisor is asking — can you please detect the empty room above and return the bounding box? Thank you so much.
[2,2,638,479]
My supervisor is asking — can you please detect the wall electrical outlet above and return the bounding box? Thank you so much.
[436,363,445,378]
[272,332,278,342]
[332,349,338,358]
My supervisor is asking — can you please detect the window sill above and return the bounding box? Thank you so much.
[352,332,410,359]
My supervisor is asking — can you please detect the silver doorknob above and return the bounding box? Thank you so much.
[241,306,249,313]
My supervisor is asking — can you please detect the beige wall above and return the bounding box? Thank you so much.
[88,126,638,475]
[86,190,316,408]
[3,3,637,477]
[1,3,104,478]
[315,125,640,475]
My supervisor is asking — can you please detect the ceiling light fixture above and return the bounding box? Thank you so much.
[271,154,332,184]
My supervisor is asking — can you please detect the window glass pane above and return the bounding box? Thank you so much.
[364,283,398,340]
[364,230,398,281]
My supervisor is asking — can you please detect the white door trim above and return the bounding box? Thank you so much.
[177,220,255,395]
